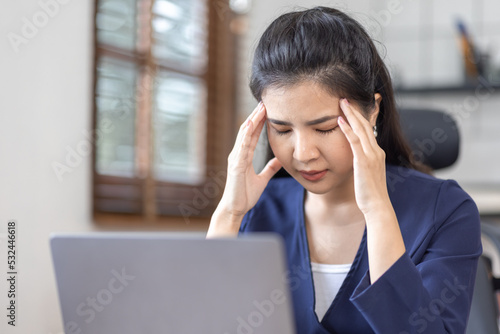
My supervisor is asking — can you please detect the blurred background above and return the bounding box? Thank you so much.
[1,0,500,332]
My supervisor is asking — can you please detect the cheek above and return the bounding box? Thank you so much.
[330,138,354,163]
[319,132,353,159]
[336,133,351,150]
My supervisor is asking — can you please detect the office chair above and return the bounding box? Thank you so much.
[398,108,459,169]
[399,109,499,334]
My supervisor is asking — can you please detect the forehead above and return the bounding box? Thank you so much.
[262,82,340,118]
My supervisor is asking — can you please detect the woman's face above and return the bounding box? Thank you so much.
[262,82,356,194]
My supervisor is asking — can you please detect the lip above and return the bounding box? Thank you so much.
[299,170,327,181]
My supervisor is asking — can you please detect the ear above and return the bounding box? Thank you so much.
[369,93,382,127]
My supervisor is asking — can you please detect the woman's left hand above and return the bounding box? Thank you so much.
[337,98,391,216]
[338,98,406,283]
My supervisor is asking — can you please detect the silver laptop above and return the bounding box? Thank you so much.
[50,232,296,334]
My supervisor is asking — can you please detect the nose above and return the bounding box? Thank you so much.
[292,132,320,164]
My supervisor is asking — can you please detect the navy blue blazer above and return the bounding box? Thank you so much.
[240,164,482,334]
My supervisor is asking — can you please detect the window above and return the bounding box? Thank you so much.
[92,0,236,224]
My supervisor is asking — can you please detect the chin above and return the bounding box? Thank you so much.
[298,181,335,194]
[289,169,353,194]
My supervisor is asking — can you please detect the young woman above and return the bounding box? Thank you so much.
[207,6,481,334]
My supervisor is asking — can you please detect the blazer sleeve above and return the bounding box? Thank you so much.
[350,180,482,334]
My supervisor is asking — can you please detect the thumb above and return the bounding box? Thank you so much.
[258,157,282,182]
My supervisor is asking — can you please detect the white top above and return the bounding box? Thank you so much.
[310,262,352,321]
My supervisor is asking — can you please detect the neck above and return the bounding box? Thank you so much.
[304,175,364,227]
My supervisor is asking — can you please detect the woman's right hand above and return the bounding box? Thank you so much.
[207,102,282,237]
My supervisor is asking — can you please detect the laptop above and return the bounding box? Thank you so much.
[50,232,296,334]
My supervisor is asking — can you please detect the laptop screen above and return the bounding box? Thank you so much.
[50,232,296,334]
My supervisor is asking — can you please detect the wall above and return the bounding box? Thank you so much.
[0,1,95,333]
[378,0,500,88]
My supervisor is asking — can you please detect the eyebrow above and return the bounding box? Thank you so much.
[267,115,339,126]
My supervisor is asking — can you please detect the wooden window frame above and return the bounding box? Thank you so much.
[91,0,237,228]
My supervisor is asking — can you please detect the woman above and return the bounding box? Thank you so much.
[207,6,481,334]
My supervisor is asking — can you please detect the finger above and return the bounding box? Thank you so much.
[232,102,264,154]
[340,98,371,136]
[342,99,379,149]
[250,101,266,124]
[228,118,249,161]
[338,115,365,161]
[258,157,282,182]
[229,102,262,159]
[249,118,265,154]
[249,107,267,151]
[340,99,378,152]
[231,120,254,171]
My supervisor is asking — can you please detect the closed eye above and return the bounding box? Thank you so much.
[272,127,338,136]
[316,127,338,135]
[274,129,291,136]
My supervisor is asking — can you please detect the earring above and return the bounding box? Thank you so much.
[373,125,378,138]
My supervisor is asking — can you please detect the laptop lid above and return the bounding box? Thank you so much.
[50,232,296,334]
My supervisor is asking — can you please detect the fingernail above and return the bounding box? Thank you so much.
[338,116,345,124]
[343,98,350,106]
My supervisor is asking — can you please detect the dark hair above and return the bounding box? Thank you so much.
[250,6,428,172]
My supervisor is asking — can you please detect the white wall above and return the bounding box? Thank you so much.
[0,1,95,332]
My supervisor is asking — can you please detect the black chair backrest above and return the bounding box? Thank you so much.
[398,109,460,170]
